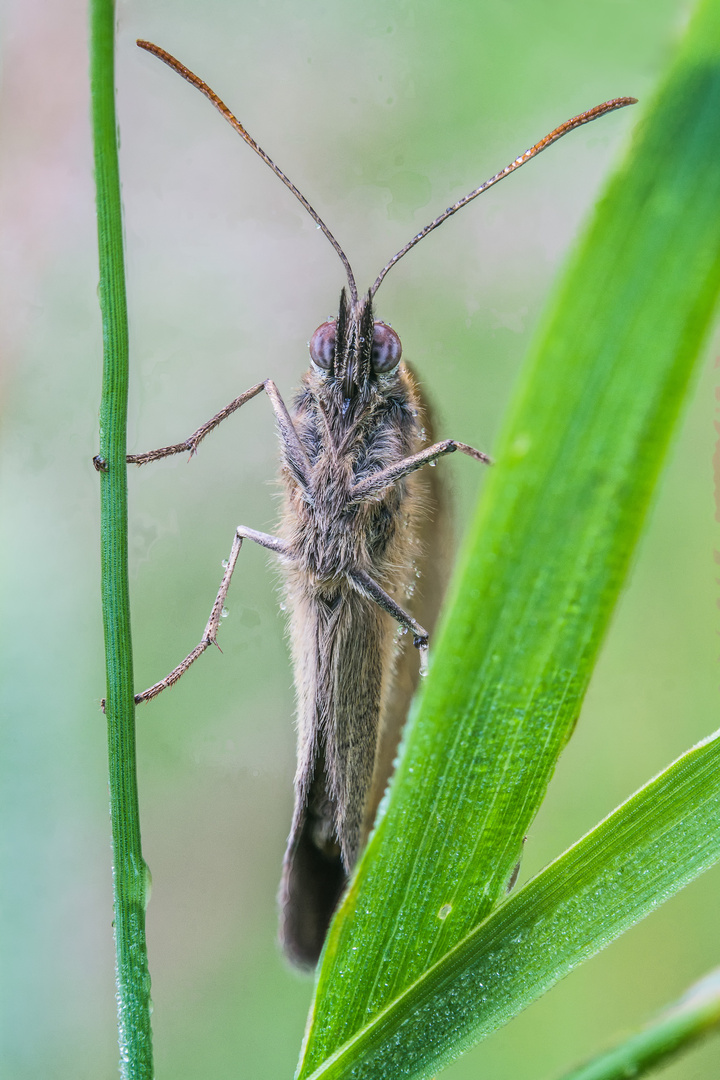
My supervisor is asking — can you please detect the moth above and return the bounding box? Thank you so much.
[123,40,634,968]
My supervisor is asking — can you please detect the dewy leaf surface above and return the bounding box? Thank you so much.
[298,0,720,1074]
[303,732,720,1080]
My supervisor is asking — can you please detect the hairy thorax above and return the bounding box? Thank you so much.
[279,364,426,592]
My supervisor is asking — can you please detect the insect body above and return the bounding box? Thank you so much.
[122,40,635,967]
[279,294,486,965]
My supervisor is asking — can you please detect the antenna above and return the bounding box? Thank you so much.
[137,40,359,306]
[138,41,636,310]
[369,96,637,298]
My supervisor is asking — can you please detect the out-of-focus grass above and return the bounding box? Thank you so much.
[555,968,720,1080]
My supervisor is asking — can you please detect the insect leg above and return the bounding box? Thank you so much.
[263,379,312,492]
[93,379,311,491]
[348,569,429,648]
[111,382,266,468]
[349,439,490,500]
[133,525,291,705]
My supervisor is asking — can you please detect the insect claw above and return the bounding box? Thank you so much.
[413,634,429,649]
[93,455,108,472]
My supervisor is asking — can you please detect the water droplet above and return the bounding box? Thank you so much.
[438,903,452,920]
[221,559,229,569]
[511,432,532,459]
[221,607,229,619]
[279,601,287,612]
[429,460,437,467]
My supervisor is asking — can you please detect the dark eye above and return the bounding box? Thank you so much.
[371,323,402,373]
[309,322,336,370]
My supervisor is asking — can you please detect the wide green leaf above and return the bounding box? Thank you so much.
[303,731,720,1079]
[297,0,720,1075]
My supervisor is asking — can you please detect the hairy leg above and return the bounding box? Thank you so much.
[133,526,291,705]
[350,439,490,501]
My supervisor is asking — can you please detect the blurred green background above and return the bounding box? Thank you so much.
[1,0,718,1077]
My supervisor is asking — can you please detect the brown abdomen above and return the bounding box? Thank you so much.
[279,366,450,967]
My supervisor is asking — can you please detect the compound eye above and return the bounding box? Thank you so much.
[309,322,336,370]
[371,323,402,373]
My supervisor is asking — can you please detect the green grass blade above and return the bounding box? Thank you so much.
[555,967,720,1080]
[298,0,720,1074]
[91,1,153,1074]
[302,732,720,1080]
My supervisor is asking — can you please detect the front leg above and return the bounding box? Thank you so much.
[133,526,291,705]
[92,381,265,471]
[93,378,311,493]
[126,383,266,465]
[350,439,491,501]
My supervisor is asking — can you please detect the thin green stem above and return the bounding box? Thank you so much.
[90,1,153,1076]
[555,968,720,1080]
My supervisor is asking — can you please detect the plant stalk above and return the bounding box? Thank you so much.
[90,1,153,1075]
